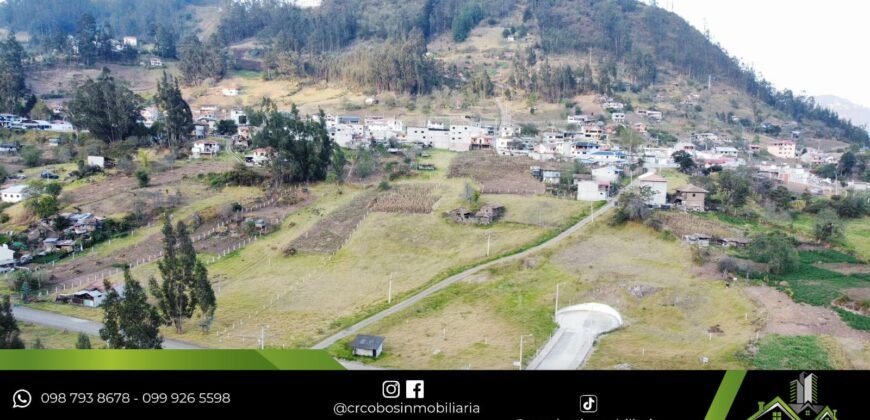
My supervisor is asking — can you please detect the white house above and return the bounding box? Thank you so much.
[406,123,450,149]
[580,124,604,141]
[1,184,29,203]
[449,124,488,152]
[575,175,609,201]
[122,36,138,47]
[567,115,588,124]
[500,125,521,138]
[86,155,113,169]
[638,172,668,206]
[0,243,14,266]
[230,108,248,126]
[222,88,240,97]
[245,147,275,167]
[768,140,797,159]
[611,112,626,123]
[713,146,739,157]
[603,102,625,111]
[646,111,663,121]
[592,165,621,183]
[149,57,163,67]
[191,140,221,158]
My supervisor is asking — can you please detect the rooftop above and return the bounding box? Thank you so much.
[350,334,385,350]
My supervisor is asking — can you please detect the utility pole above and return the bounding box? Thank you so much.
[486,233,492,257]
[555,283,565,316]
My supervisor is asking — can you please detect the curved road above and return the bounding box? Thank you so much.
[312,198,616,349]
[12,306,204,349]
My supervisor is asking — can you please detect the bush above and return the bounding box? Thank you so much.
[20,145,42,167]
[747,232,799,274]
[135,169,150,188]
[378,180,391,191]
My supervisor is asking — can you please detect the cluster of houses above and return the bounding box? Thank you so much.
[39,212,103,253]
[0,113,75,132]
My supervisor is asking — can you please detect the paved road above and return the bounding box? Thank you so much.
[526,303,623,370]
[312,199,616,350]
[12,306,204,349]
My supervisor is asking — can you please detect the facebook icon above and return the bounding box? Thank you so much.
[405,380,424,399]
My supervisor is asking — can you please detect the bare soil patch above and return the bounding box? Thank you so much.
[744,285,870,341]
[449,151,544,195]
[817,263,870,275]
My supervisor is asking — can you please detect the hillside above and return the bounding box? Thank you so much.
[816,95,870,131]
[3,0,867,145]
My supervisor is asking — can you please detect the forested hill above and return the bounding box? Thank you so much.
[2,0,867,144]
[0,0,215,41]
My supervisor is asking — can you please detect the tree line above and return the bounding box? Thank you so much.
[0,0,202,51]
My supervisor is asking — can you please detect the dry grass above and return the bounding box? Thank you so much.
[338,220,760,370]
[287,190,376,254]
[369,184,438,214]
[449,151,544,195]
[17,322,104,349]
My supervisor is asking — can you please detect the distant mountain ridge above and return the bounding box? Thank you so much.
[815,95,870,130]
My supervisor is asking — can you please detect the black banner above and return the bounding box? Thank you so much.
[1,370,867,419]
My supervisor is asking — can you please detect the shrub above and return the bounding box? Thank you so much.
[135,169,149,188]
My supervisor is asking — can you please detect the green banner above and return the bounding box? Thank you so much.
[0,350,345,370]
[705,370,747,420]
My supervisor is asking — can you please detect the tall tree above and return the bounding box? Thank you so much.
[254,105,334,184]
[67,68,144,143]
[76,13,99,66]
[150,214,215,334]
[178,35,227,85]
[0,295,25,349]
[0,34,27,114]
[154,25,177,59]
[156,72,193,145]
[99,270,163,349]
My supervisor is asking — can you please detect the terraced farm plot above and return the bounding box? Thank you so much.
[449,151,545,195]
[287,190,377,254]
[369,184,438,214]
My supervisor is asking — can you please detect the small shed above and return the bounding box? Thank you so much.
[674,184,709,211]
[350,334,385,358]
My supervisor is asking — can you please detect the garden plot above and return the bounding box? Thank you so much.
[449,152,544,195]
[369,185,438,214]
[287,190,377,254]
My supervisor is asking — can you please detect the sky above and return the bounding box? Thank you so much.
[663,0,870,107]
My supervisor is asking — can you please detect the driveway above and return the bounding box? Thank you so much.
[526,303,623,370]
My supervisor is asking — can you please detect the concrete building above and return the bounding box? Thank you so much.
[1,184,29,203]
[638,172,667,206]
[768,140,796,159]
[674,184,709,211]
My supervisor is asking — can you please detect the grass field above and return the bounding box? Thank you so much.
[845,217,870,261]
[743,335,834,370]
[55,151,580,349]
[331,219,759,370]
[17,322,104,349]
